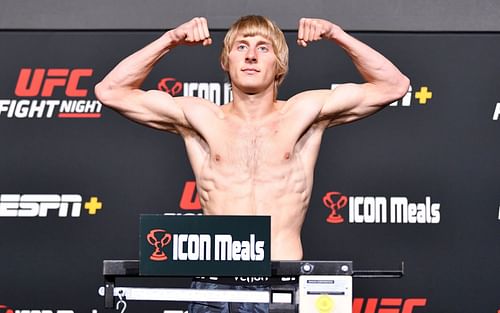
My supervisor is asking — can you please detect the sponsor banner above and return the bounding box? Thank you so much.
[323,192,440,224]
[0,68,102,119]
[0,194,103,217]
[140,215,270,276]
[157,77,232,105]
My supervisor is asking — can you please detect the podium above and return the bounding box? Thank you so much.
[99,259,404,313]
[99,215,403,312]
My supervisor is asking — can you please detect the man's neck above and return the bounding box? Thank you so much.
[228,85,278,121]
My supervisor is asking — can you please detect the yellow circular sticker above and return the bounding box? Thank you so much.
[315,295,334,313]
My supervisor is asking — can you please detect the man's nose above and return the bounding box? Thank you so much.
[245,48,257,62]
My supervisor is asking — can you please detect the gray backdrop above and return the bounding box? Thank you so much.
[1,0,500,31]
[0,29,499,313]
[1,1,499,313]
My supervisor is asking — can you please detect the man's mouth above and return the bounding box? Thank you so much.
[242,68,260,74]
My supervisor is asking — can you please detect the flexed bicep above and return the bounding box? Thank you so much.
[320,82,398,127]
[94,16,214,134]
[295,17,409,128]
[96,87,192,133]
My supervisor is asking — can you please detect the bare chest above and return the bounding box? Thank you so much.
[210,120,297,171]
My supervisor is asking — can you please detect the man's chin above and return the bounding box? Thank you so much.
[235,84,269,95]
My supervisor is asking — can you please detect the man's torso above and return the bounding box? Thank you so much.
[178,98,328,260]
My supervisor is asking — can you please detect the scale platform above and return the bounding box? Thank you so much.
[99,260,404,313]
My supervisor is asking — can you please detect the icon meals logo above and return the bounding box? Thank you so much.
[157,77,232,105]
[146,229,265,262]
[323,192,441,224]
[147,229,172,261]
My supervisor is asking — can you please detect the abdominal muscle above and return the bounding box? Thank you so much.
[195,151,312,261]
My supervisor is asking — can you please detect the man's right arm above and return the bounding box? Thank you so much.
[94,17,212,133]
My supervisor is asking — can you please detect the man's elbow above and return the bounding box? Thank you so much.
[394,74,410,99]
[94,81,118,108]
[94,82,107,102]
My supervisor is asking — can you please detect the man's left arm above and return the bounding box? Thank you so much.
[297,18,410,127]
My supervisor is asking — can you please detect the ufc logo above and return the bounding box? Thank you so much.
[179,181,201,210]
[15,68,93,97]
[0,305,14,313]
[353,298,427,313]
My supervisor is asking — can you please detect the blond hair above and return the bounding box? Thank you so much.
[220,15,289,99]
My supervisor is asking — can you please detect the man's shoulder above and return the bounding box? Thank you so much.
[280,90,330,116]
[286,89,331,103]
[177,96,224,116]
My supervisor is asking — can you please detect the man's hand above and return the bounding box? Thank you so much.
[297,18,340,47]
[167,17,212,47]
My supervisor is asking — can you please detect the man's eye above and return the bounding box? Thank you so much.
[237,45,247,51]
[258,46,269,52]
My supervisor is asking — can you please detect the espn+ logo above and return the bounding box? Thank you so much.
[0,68,101,119]
[0,194,102,217]
[323,192,440,224]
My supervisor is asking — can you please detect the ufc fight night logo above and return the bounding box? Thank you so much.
[323,192,440,224]
[0,68,102,119]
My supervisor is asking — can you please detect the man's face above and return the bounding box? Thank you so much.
[226,34,277,94]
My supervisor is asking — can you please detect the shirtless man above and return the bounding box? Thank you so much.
[95,15,409,262]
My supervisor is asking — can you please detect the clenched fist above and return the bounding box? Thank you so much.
[297,18,340,47]
[167,17,212,47]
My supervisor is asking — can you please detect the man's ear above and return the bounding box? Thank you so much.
[220,60,228,71]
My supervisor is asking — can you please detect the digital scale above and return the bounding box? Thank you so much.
[99,259,404,313]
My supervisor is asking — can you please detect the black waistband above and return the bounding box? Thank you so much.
[193,276,298,286]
